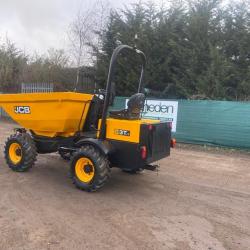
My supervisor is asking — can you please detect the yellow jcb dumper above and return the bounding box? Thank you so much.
[0,45,175,192]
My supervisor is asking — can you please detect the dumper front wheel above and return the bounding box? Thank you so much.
[70,145,110,192]
[4,133,37,172]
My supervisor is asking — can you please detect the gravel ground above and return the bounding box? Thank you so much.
[0,120,249,250]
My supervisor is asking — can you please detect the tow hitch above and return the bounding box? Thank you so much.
[144,164,159,171]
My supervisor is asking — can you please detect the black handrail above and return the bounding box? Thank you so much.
[99,45,146,140]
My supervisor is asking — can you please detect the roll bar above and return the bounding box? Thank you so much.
[99,45,146,140]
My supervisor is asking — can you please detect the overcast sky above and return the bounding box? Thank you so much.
[0,0,160,55]
[0,0,234,56]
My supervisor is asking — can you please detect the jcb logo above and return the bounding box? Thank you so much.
[14,106,31,114]
[114,129,130,136]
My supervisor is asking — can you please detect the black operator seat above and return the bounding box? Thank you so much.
[109,93,145,120]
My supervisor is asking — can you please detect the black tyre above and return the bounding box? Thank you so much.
[70,145,111,192]
[58,150,71,161]
[4,133,37,172]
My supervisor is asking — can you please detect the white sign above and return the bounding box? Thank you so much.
[126,99,178,132]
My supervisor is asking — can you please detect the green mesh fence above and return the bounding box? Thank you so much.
[112,97,250,149]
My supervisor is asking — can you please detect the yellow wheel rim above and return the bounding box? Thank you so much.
[9,142,22,164]
[75,157,95,183]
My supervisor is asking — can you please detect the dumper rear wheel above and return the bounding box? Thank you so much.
[70,145,110,192]
[4,133,37,172]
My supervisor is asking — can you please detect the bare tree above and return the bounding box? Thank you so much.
[68,0,110,90]
[47,48,69,68]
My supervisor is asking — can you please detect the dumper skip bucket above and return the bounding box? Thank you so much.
[0,92,93,137]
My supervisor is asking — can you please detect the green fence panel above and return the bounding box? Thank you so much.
[112,97,250,149]
[175,100,250,148]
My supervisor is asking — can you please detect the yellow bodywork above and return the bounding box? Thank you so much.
[0,91,161,142]
[98,118,160,143]
[0,92,93,137]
